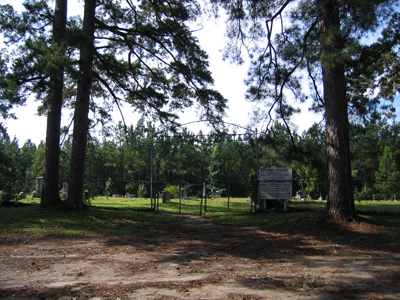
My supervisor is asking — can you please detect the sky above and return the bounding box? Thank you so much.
[0,0,353,146]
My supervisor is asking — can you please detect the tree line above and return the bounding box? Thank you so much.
[2,115,400,201]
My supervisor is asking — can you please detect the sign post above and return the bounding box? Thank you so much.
[258,168,292,210]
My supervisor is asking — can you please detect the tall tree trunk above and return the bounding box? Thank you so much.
[318,0,357,221]
[66,0,96,209]
[41,0,67,207]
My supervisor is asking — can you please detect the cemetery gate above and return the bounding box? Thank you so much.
[153,181,256,215]
[150,130,260,215]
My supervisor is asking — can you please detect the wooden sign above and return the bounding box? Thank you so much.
[259,168,292,199]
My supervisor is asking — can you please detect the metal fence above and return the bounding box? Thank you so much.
[2,176,400,214]
[152,181,255,215]
[0,176,256,215]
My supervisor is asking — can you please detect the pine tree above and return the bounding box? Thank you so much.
[41,0,67,207]
[210,0,398,220]
[375,146,400,200]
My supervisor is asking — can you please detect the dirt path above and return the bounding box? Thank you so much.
[1,215,400,299]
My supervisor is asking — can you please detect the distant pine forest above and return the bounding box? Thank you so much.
[2,119,400,201]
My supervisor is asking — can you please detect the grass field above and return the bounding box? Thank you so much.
[155,196,253,214]
[0,197,182,237]
[88,196,253,214]
[288,199,400,213]
[0,197,398,238]
[204,200,400,246]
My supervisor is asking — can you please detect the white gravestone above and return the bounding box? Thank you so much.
[61,182,68,193]
[181,188,188,199]
[25,171,33,192]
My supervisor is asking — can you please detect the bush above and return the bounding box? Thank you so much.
[103,177,115,197]
[354,186,374,201]
[138,183,148,198]
[0,191,19,207]
[164,185,180,199]
[83,182,97,207]
[60,192,68,200]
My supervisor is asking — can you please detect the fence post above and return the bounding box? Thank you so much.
[227,182,230,212]
[205,184,208,213]
[201,183,206,216]
[150,134,154,209]
[179,183,182,214]
[157,191,159,211]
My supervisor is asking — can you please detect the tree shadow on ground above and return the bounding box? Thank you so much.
[1,207,399,299]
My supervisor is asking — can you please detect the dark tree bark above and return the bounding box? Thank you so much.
[318,0,356,221]
[66,0,96,209]
[41,0,67,207]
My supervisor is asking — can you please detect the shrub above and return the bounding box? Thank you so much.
[138,183,148,198]
[0,191,19,207]
[354,186,374,201]
[164,185,180,199]
[83,182,97,207]
[103,177,115,197]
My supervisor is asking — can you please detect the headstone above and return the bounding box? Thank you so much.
[113,194,122,198]
[25,171,34,192]
[125,192,130,198]
[181,188,188,199]
[215,190,221,198]
[130,194,135,198]
[36,177,43,191]
[61,182,68,193]
[162,191,171,203]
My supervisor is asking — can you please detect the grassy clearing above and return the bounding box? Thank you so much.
[1,197,399,243]
[205,208,400,250]
[355,200,400,213]
[156,197,252,214]
[91,196,152,209]
[204,210,320,231]
[0,198,182,237]
[289,199,400,213]
[204,199,400,249]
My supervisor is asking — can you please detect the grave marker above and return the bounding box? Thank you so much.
[181,188,188,199]
[162,191,171,203]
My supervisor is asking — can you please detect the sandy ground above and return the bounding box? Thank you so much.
[1,215,400,299]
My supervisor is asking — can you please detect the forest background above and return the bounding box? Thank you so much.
[2,118,400,203]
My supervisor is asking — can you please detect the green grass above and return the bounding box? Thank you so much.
[205,200,400,238]
[157,197,253,214]
[204,210,315,230]
[91,196,152,209]
[205,197,253,212]
[0,199,183,237]
[288,199,400,213]
[355,200,400,213]
[204,208,400,251]
[2,197,399,242]
[157,199,202,215]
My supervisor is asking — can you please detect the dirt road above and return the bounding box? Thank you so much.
[1,215,400,299]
